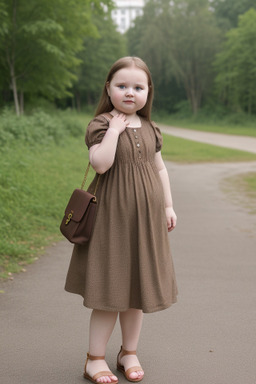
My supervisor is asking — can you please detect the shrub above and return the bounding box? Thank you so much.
[0,108,84,150]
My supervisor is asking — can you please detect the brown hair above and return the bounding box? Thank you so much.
[95,56,154,120]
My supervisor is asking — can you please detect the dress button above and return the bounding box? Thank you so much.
[138,156,142,159]
[136,143,140,148]
[135,135,138,139]
[133,129,137,132]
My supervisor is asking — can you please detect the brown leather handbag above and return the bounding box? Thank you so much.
[60,163,100,244]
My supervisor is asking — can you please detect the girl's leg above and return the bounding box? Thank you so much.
[86,309,118,383]
[119,309,144,380]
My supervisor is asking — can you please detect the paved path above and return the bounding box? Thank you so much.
[159,124,256,153]
[1,158,256,384]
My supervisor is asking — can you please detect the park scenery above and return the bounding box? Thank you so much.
[1,2,256,384]
[0,0,256,279]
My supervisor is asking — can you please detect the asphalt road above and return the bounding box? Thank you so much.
[1,131,256,384]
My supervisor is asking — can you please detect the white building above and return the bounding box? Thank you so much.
[112,0,145,34]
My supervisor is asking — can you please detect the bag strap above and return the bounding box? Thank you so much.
[81,163,100,195]
[81,113,113,194]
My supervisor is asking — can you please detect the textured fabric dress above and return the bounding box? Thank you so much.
[65,114,178,313]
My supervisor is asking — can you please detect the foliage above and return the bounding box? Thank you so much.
[0,108,84,148]
[1,0,256,117]
[127,0,220,114]
[0,0,113,115]
[127,0,186,113]
[211,0,256,29]
[166,0,221,114]
[73,12,127,110]
[214,9,256,114]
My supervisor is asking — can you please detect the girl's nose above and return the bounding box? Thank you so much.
[126,87,134,96]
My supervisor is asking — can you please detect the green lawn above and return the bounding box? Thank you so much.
[162,133,256,163]
[0,138,93,279]
[155,116,256,137]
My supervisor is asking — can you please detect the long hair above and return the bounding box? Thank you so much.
[95,57,154,120]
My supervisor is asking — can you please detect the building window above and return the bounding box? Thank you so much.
[121,17,126,28]
[112,1,145,33]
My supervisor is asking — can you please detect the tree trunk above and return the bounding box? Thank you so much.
[20,91,24,115]
[76,91,81,112]
[10,0,20,116]
[10,63,20,116]
[185,85,198,115]
[247,87,252,115]
[190,89,198,115]
[71,96,75,110]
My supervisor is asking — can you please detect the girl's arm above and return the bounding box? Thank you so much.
[89,114,128,174]
[155,151,177,232]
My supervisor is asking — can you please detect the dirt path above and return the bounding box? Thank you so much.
[1,159,256,384]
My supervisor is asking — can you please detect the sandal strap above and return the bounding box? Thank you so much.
[87,352,105,360]
[125,366,143,376]
[93,370,115,381]
[120,346,137,356]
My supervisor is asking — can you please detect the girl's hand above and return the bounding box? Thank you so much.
[109,113,128,134]
[166,207,177,232]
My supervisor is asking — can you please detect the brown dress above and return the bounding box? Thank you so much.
[65,115,178,313]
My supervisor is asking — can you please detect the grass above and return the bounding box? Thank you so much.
[245,172,256,194]
[154,115,256,137]
[1,113,256,280]
[162,133,256,163]
[0,117,92,280]
[221,172,256,214]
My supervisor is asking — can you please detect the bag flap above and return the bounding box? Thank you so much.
[64,189,96,222]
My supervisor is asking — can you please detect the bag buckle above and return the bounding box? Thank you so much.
[65,211,73,225]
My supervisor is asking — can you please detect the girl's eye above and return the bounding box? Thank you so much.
[118,85,126,89]
[135,86,143,91]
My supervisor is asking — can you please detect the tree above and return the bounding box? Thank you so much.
[126,0,186,112]
[211,0,256,29]
[214,9,256,114]
[73,13,127,110]
[0,0,113,115]
[165,0,220,114]
[127,0,220,114]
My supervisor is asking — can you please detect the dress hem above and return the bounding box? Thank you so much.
[64,286,177,314]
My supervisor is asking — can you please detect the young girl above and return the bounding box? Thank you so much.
[65,57,178,383]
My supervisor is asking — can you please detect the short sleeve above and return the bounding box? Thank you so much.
[85,115,109,149]
[151,121,163,152]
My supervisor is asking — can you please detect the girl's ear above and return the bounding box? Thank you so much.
[106,82,110,96]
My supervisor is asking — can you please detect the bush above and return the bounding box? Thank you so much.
[0,108,84,149]
[59,112,84,137]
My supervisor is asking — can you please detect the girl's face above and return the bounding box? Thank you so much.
[106,66,149,116]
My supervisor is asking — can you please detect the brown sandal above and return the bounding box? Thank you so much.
[116,346,144,383]
[84,353,118,384]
